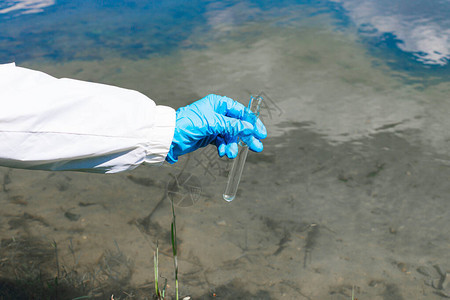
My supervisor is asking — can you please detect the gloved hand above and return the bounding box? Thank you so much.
[166,94,267,164]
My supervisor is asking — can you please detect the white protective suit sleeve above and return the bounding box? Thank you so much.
[0,63,176,173]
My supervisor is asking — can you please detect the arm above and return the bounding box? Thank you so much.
[0,63,175,173]
[0,63,267,174]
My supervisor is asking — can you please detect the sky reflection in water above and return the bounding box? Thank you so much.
[332,0,450,66]
[0,0,449,73]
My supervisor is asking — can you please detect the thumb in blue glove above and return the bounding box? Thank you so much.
[166,94,267,164]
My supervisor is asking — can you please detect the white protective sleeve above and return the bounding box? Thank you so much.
[0,63,176,173]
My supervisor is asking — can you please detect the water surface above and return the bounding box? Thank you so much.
[0,1,449,299]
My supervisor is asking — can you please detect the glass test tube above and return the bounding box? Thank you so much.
[223,95,263,202]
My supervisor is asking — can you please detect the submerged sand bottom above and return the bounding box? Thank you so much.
[2,16,449,298]
[1,121,449,299]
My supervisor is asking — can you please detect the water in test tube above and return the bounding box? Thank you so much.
[223,94,263,202]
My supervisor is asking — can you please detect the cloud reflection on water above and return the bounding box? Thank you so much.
[0,0,54,15]
[331,0,450,65]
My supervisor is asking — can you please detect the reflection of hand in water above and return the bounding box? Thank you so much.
[167,172,202,207]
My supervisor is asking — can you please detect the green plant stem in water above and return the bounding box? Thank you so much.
[154,243,159,297]
[153,242,167,299]
[171,198,179,300]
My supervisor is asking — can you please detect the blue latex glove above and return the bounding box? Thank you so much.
[166,94,267,164]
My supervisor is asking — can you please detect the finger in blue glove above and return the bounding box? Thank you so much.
[166,94,267,164]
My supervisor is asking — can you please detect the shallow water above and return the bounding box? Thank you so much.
[1,1,449,299]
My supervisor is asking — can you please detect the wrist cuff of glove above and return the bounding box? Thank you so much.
[165,145,178,164]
